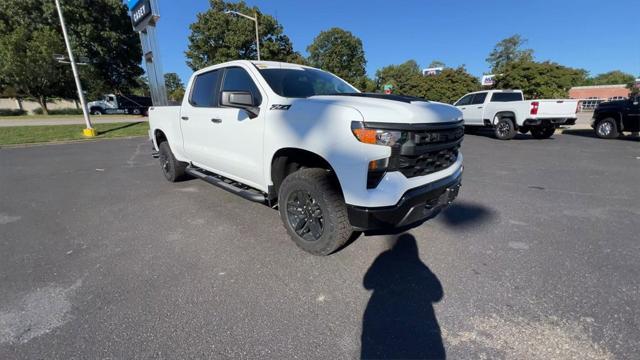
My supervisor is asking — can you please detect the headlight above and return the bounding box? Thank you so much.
[351,122,404,146]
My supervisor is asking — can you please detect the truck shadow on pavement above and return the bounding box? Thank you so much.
[361,233,446,359]
[438,201,497,229]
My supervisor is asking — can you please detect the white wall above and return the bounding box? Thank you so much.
[0,98,79,114]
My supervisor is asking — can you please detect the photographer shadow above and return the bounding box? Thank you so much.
[361,234,445,359]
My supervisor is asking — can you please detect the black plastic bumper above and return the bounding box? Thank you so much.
[346,172,462,231]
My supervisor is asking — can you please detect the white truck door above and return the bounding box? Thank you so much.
[464,92,488,125]
[212,66,266,189]
[454,94,474,124]
[179,68,227,171]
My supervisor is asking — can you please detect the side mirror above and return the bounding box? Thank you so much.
[221,91,259,118]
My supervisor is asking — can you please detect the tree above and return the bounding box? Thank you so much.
[186,0,302,70]
[307,27,367,87]
[585,70,636,85]
[375,60,479,103]
[164,73,185,102]
[418,67,480,104]
[493,59,587,99]
[0,0,144,112]
[0,26,75,113]
[375,60,423,95]
[428,60,445,68]
[486,35,534,72]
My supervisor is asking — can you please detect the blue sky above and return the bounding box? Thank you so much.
[151,0,640,83]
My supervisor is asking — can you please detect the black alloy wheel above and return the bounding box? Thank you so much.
[286,190,324,241]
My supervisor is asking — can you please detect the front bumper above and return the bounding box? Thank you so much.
[346,171,462,231]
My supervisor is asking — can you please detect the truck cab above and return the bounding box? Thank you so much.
[149,60,464,255]
[592,96,640,138]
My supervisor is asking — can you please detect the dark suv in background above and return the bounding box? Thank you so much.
[592,96,640,138]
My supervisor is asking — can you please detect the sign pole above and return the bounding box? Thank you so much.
[54,0,95,136]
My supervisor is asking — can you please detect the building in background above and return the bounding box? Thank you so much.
[569,84,631,111]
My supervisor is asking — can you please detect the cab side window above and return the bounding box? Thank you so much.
[221,67,262,105]
[470,92,487,105]
[190,70,220,107]
[456,94,473,106]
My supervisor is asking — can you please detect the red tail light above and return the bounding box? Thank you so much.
[530,101,539,115]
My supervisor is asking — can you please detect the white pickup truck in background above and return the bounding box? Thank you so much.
[149,60,464,255]
[454,90,578,139]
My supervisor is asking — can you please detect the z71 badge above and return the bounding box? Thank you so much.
[270,104,291,110]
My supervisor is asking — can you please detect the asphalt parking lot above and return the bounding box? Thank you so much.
[1,131,638,359]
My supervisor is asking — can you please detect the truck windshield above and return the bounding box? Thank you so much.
[490,92,523,102]
[259,68,358,98]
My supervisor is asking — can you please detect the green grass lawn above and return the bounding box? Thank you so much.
[0,122,149,145]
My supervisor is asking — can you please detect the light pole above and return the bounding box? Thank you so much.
[54,0,95,136]
[224,10,260,61]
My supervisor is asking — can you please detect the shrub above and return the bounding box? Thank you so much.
[0,108,27,116]
[32,108,83,115]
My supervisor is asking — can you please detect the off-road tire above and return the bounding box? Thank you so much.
[278,168,354,256]
[158,142,187,182]
[530,126,555,139]
[494,117,516,140]
[595,118,619,139]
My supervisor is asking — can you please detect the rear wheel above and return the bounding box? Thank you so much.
[278,168,354,256]
[530,126,555,139]
[494,117,516,140]
[90,108,103,115]
[158,142,187,182]
[595,118,619,139]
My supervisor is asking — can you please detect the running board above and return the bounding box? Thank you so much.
[185,166,267,203]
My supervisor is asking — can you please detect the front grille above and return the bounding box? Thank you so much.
[398,146,459,178]
[392,121,463,178]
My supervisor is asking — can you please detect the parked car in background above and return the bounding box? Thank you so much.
[149,60,464,255]
[88,94,152,116]
[592,95,640,138]
[454,90,578,140]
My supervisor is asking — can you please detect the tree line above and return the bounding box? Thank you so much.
[1,0,637,114]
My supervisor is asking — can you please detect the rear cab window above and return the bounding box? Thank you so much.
[490,92,523,102]
[190,70,221,107]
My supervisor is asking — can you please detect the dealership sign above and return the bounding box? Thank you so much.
[481,74,496,87]
[130,0,152,30]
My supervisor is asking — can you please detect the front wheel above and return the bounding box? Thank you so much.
[530,126,555,139]
[595,118,619,139]
[278,168,354,256]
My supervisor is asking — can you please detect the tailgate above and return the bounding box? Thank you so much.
[535,100,578,118]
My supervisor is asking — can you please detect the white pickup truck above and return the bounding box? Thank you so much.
[149,60,464,255]
[454,90,578,139]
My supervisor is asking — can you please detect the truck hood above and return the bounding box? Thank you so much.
[308,93,462,124]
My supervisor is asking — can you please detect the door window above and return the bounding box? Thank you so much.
[470,92,487,105]
[455,94,473,106]
[190,70,220,107]
[221,67,262,105]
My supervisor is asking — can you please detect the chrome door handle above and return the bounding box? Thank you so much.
[181,116,189,121]
[211,118,222,124]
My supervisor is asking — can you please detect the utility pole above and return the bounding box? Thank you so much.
[225,10,260,60]
[54,0,95,136]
